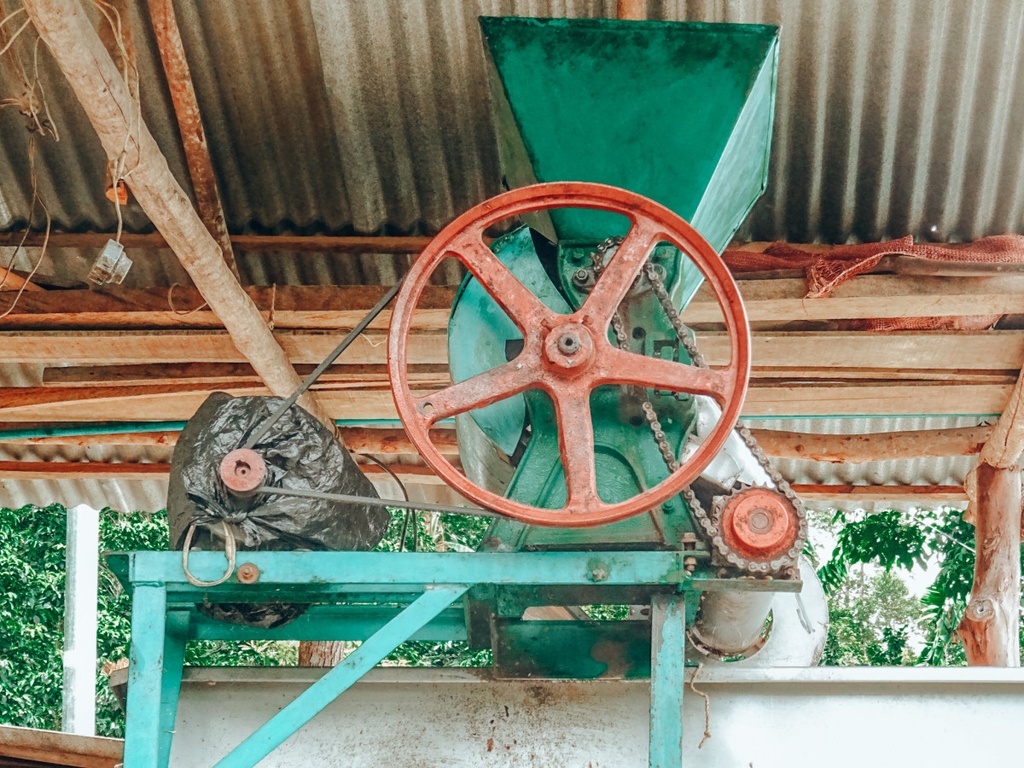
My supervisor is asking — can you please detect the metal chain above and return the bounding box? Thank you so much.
[585,238,806,575]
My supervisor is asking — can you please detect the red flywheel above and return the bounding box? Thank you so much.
[388,182,751,527]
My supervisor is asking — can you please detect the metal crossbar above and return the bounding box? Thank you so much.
[112,550,798,767]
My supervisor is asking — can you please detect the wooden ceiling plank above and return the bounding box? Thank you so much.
[4,329,1020,371]
[0,275,1021,328]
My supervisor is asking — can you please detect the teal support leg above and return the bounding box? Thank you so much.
[649,592,686,768]
[123,584,168,768]
[158,610,190,767]
[215,584,471,768]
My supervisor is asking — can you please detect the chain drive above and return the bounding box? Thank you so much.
[587,237,806,577]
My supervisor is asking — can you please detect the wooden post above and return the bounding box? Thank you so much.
[20,0,334,433]
[958,462,1021,666]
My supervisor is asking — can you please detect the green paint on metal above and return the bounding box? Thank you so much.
[493,619,652,679]
[480,16,779,248]
[448,226,571,455]
[649,593,687,767]
[123,584,168,768]
[115,550,797,765]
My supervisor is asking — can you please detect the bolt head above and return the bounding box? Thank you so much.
[236,563,261,584]
[557,333,581,355]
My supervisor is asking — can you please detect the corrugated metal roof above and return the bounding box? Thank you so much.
[3,0,1022,246]
[0,1,1012,511]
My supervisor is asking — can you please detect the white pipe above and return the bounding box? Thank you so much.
[62,503,99,736]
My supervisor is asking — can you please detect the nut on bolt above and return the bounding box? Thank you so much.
[236,563,260,584]
[683,556,698,574]
[589,562,609,582]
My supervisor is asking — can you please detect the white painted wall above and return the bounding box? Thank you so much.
[167,666,1024,767]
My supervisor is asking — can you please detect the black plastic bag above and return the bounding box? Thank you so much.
[168,392,391,628]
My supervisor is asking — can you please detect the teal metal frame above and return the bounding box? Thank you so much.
[109,550,799,768]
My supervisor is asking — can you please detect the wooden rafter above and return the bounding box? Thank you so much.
[0,458,970,504]
[146,0,239,278]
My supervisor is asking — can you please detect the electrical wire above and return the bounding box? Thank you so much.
[0,136,49,319]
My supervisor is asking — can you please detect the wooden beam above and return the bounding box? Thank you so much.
[147,0,239,278]
[0,421,459,454]
[5,325,1024,373]
[957,462,1021,666]
[979,361,1024,469]
[748,426,992,463]
[0,232,436,253]
[0,723,122,768]
[41,362,450,387]
[0,461,170,479]
[22,0,333,432]
[0,459,451,485]
[0,285,453,330]
[5,273,1024,328]
[0,456,970,505]
[0,422,990,467]
[681,273,1024,324]
[0,264,44,293]
[0,381,1011,422]
[789,485,968,502]
[0,330,449,365]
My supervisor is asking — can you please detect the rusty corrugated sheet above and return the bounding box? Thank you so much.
[1,0,1021,286]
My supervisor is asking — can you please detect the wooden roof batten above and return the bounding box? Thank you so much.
[146,0,239,280]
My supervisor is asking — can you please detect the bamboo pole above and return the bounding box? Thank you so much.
[20,0,334,432]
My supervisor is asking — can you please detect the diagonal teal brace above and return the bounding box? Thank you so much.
[214,584,471,768]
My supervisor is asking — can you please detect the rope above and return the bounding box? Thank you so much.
[0,136,49,319]
[688,663,712,749]
[181,520,237,587]
[167,282,209,316]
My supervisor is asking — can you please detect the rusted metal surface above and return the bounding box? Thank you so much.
[718,487,800,561]
[147,0,239,279]
[389,182,750,527]
[218,447,266,495]
[0,724,122,768]
[616,0,646,20]
[236,562,260,584]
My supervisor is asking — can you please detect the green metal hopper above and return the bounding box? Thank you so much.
[481,16,779,251]
[450,16,781,548]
